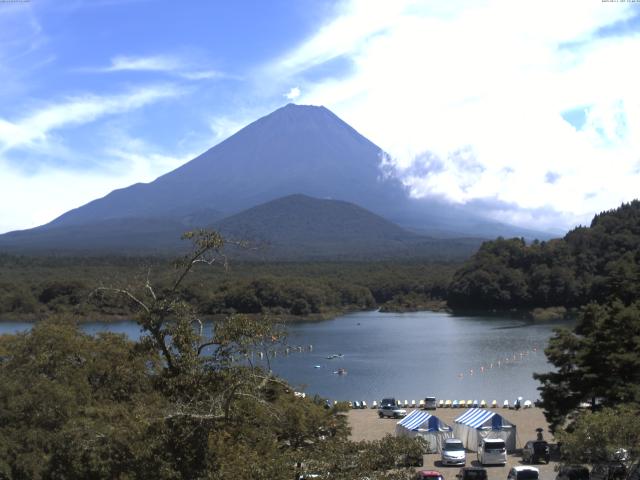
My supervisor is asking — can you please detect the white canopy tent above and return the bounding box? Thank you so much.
[453,408,516,452]
[395,410,454,453]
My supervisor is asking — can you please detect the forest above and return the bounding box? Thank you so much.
[448,201,640,311]
[0,254,456,321]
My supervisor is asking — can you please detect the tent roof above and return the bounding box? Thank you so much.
[397,410,451,431]
[454,408,512,428]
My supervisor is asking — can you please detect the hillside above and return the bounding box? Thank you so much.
[214,194,481,260]
[447,200,640,309]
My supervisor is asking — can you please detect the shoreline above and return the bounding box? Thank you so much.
[0,303,576,325]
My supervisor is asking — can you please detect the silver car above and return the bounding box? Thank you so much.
[378,404,407,418]
[441,438,466,466]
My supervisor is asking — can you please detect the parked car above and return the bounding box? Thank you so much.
[381,397,396,407]
[441,438,466,466]
[555,465,590,480]
[590,463,627,480]
[456,467,488,480]
[424,396,437,410]
[507,466,540,480]
[522,440,550,464]
[378,404,407,418]
[477,438,507,466]
[416,470,444,480]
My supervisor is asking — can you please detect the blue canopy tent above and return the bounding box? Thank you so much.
[453,408,516,452]
[395,410,453,453]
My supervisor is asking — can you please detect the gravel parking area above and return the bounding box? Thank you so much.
[347,407,559,480]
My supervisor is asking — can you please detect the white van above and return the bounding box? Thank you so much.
[477,438,507,465]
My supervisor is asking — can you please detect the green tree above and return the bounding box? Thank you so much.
[535,301,640,431]
[555,405,640,464]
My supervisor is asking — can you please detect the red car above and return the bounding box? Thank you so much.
[416,470,445,480]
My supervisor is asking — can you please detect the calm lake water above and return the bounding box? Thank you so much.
[0,310,566,404]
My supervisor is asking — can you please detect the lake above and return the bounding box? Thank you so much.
[0,310,566,404]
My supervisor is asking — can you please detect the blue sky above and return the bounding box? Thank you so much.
[1,0,639,234]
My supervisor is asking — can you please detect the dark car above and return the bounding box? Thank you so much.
[522,440,550,464]
[456,467,488,480]
[381,397,396,408]
[590,463,627,480]
[556,465,590,480]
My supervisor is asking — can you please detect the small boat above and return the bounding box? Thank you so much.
[362,400,367,408]
[333,368,347,375]
[314,365,321,368]
[438,399,444,408]
[348,401,353,408]
[524,400,532,408]
[480,400,487,408]
[467,400,473,408]
[503,400,509,408]
[491,400,498,408]
[472,400,479,408]
[459,400,466,408]
[411,400,416,408]
[403,400,409,408]
[354,401,360,409]
[326,354,339,359]
[445,399,452,408]
[371,400,378,409]
[419,399,425,408]
[396,400,402,407]
[452,400,459,408]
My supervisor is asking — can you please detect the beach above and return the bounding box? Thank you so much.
[348,407,558,480]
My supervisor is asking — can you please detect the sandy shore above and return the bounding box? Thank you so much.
[347,407,558,480]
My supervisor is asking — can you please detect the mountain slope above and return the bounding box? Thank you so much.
[0,103,552,255]
[213,194,481,260]
[44,103,409,229]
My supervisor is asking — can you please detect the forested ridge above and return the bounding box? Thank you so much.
[0,256,455,320]
[448,201,640,310]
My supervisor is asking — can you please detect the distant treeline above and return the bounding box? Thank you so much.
[4,201,639,320]
[0,255,456,320]
[448,201,640,310]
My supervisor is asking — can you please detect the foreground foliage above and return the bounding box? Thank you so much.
[556,405,640,464]
[0,232,424,479]
[535,301,640,432]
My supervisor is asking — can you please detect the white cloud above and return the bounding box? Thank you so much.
[285,87,301,100]
[107,54,183,72]
[87,54,231,81]
[269,0,640,231]
[0,85,181,154]
[0,131,201,233]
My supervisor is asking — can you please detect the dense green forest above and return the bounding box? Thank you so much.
[0,254,456,320]
[448,201,640,310]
